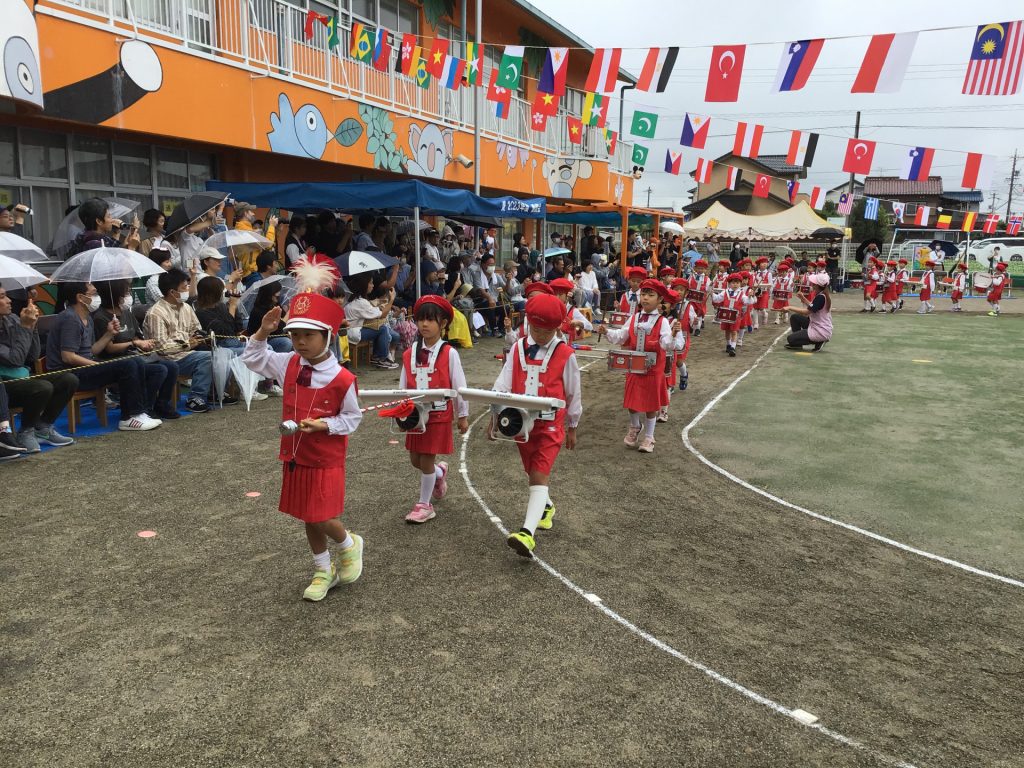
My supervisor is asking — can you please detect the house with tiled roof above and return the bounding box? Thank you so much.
[863,177,982,213]
[687,154,807,215]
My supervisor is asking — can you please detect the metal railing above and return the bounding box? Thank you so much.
[43,0,623,172]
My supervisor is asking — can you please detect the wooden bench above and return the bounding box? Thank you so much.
[350,341,372,370]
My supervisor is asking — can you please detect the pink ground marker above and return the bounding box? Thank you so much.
[137,530,157,538]
[245,491,262,498]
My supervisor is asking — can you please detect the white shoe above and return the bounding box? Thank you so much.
[268,384,284,397]
[140,413,162,426]
[251,391,269,401]
[119,414,162,431]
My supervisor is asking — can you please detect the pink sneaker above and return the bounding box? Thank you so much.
[432,461,448,500]
[638,436,655,453]
[405,502,436,524]
[623,426,641,447]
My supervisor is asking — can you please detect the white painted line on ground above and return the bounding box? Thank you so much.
[458,410,918,768]
[681,332,1024,591]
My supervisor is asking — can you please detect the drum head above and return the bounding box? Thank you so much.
[496,407,525,438]
[396,409,422,432]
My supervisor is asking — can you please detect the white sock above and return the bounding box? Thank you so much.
[629,412,641,428]
[644,417,656,439]
[679,362,687,379]
[338,533,354,550]
[418,472,435,505]
[435,464,444,479]
[522,485,548,535]
[313,550,332,573]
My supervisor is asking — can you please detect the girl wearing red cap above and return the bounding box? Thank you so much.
[881,260,900,313]
[987,262,1008,315]
[685,259,711,336]
[493,293,582,559]
[915,260,936,314]
[400,296,470,524]
[599,279,685,453]
[950,262,968,311]
[241,293,363,602]
[771,263,793,324]
[503,281,553,348]
[618,266,647,313]
[658,288,695,422]
[752,257,772,329]
[712,273,756,357]
[862,257,881,312]
[896,258,910,311]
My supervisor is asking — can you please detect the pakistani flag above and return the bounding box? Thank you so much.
[497,45,524,89]
[631,144,649,166]
[630,110,658,139]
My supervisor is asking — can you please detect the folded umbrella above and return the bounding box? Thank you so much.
[0,254,47,290]
[49,197,140,260]
[48,247,164,283]
[164,191,228,236]
[0,232,49,263]
[333,250,397,277]
[228,354,261,411]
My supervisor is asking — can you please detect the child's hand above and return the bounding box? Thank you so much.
[565,427,577,450]
[504,316,512,330]
[457,416,469,434]
[259,306,283,337]
[299,418,328,433]
[486,416,497,441]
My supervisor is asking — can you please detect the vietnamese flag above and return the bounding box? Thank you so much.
[533,89,559,117]
[842,138,876,175]
[705,45,745,102]
[567,117,583,145]
[426,37,449,78]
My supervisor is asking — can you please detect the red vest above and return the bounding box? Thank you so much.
[618,292,639,313]
[279,355,355,468]
[510,340,573,428]
[626,313,667,369]
[401,341,453,423]
[559,305,579,343]
[718,290,747,314]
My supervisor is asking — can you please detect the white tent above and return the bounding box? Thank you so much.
[685,201,843,240]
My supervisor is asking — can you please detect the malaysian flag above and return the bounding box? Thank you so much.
[864,197,880,220]
[963,21,1024,95]
[837,192,855,215]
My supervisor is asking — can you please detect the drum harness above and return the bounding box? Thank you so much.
[515,339,560,421]
[412,340,451,413]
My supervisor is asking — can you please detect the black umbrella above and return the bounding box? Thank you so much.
[164,191,228,236]
[928,240,959,259]
[811,226,843,239]
[856,238,883,264]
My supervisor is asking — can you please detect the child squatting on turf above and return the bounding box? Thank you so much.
[399,296,469,524]
[492,292,582,559]
[240,295,364,602]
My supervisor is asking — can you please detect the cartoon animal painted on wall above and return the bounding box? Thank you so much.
[267,93,330,159]
[2,0,42,108]
[406,123,453,179]
[542,157,593,199]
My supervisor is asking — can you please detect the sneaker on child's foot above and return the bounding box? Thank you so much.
[537,502,556,531]
[638,436,655,453]
[250,391,269,401]
[507,530,536,559]
[728,347,736,357]
[656,408,669,423]
[34,425,75,447]
[680,374,688,391]
[623,426,641,447]
[432,461,448,500]
[337,534,364,584]
[268,384,284,397]
[302,562,340,601]
[405,502,436,524]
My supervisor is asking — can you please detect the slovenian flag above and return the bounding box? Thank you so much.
[773,39,824,92]
[665,150,682,175]
[679,113,710,148]
[901,146,934,181]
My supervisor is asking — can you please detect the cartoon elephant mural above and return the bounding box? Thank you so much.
[267,93,330,160]
[541,157,594,199]
[406,123,453,179]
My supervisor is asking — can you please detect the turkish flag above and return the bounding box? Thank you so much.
[753,173,771,198]
[842,138,876,175]
[705,45,745,102]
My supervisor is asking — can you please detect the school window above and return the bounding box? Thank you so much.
[20,129,67,180]
[351,0,375,23]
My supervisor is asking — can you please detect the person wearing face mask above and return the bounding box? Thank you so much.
[143,269,217,413]
[45,282,163,432]
[93,280,180,420]
[231,202,278,277]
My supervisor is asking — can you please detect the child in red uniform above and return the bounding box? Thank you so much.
[896,258,910,311]
[771,262,793,324]
[862,257,881,312]
[881,260,900,313]
[241,295,363,602]
[503,281,553,348]
[600,279,685,454]
[752,256,772,329]
[712,273,756,357]
[658,266,675,287]
[685,258,711,336]
[658,288,694,422]
[493,293,582,559]
[400,296,470,524]
[549,277,592,342]
[915,260,936,314]
[950,262,967,312]
[617,266,647,313]
[987,262,1008,316]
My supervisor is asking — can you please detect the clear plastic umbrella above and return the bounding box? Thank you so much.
[0,232,49,263]
[48,247,164,283]
[202,230,273,250]
[543,247,571,259]
[49,197,141,260]
[0,255,47,289]
[660,221,685,235]
[239,275,297,316]
[229,355,261,411]
[208,335,235,408]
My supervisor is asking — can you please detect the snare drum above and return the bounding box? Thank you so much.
[605,310,632,327]
[607,350,655,373]
[771,289,792,301]
[798,283,813,295]
[714,307,739,324]
[684,289,707,304]
[973,272,993,291]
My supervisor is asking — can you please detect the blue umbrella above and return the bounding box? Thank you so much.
[543,247,571,259]
[333,250,397,277]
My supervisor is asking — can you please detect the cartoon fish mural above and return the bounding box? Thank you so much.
[267,93,329,159]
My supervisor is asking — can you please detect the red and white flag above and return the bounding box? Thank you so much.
[695,157,714,184]
[585,48,622,93]
[809,186,826,210]
[725,166,742,190]
[706,45,745,102]
[1007,213,1023,235]
[914,205,931,226]
[732,121,764,158]
[637,47,679,92]
[983,213,1001,233]
[753,174,772,198]
[842,138,876,175]
[962,152,995,189]
[851,32,918,93]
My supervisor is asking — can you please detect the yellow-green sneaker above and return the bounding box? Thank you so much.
[536,502,556,531]
[302,563,340,602]
[506,530,536,559]
[337,534,364,584]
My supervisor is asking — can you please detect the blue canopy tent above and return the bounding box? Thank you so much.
[206,179,546,297]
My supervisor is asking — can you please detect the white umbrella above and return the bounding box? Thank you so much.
[333,250,397,277]
[202,230,273,250]
[49,197,141,259]
[0,255,47,290]
[0,232,49,263]
[228,355,261,411]
[209,335,235,408]
[239,275,297,315]
[661,221,685,234]
[48,247,164,283]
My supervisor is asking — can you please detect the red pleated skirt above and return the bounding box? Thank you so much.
[624,370,669,412]
[405,418,454,455]
[279,464,346,523]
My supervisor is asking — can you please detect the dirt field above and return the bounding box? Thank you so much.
[2,298,1022,768]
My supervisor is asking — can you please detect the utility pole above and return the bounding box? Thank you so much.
[646,187,652,207]
[841,110,861,280]
[1005,149,1018,220]
[990,189,998,212]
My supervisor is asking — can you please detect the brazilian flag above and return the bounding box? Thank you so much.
[349,20,371,61]
[327,15,341,50]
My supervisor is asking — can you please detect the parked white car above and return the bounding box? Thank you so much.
[963,237,1024,265]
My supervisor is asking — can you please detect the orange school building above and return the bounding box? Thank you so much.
[2,0,635,246]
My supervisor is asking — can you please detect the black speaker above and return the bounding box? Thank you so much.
[396,408,422,432]
[496,407,526,438]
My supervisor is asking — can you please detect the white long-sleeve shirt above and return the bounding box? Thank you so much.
[492,335,583,429]
[604,312,686,351]
[398,339,470,418]
[240,338,362,436]
[567,306,593,331]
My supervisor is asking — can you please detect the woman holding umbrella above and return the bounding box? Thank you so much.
[66,198,141,258]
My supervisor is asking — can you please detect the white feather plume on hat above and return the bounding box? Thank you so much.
[290,255,338,294]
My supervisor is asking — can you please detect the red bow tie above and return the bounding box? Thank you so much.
[296,365,313,387]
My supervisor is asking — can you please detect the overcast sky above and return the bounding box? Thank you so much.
[535,0,1024,212]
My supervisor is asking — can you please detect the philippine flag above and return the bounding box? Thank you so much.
[665,150,682,175]
[733,121,764,158]
[695,157,713,184]
[900,146,934,181]
[773,39,824,92]
[679,113,710,149]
